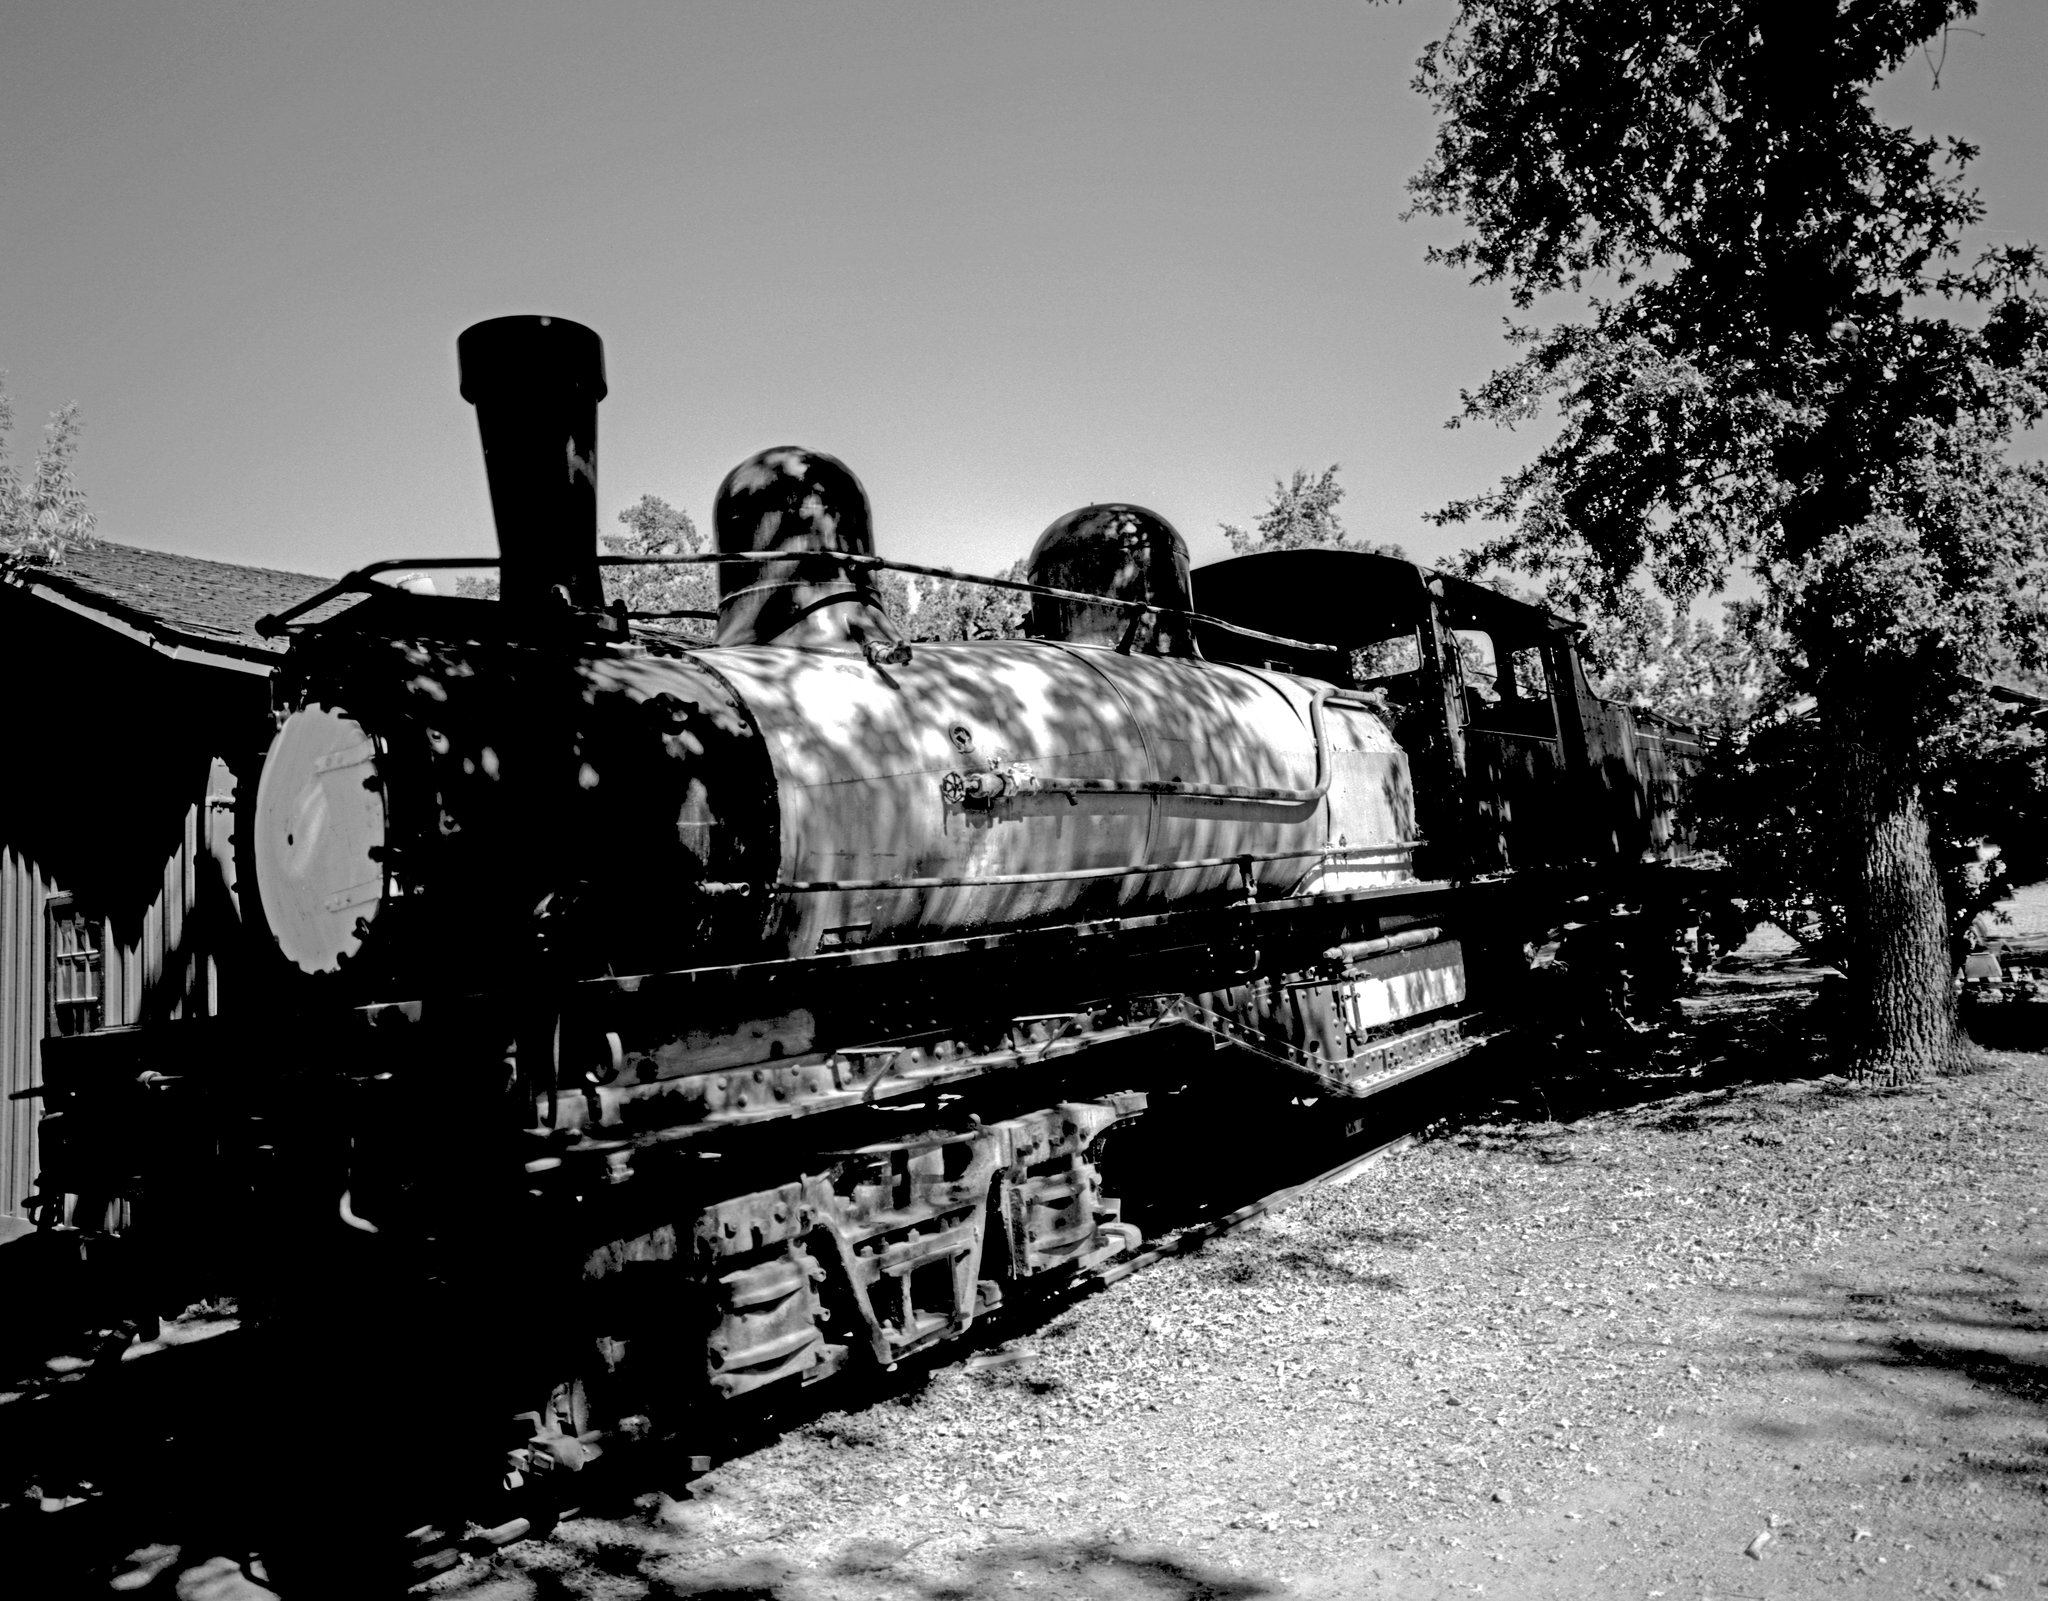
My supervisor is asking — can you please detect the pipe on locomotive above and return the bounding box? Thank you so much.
[456,314,608,618]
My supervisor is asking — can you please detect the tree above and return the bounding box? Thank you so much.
[1403,1,2048,1081]
[457,494,1032,644]
[1573,586,2048,969]
[603,493,714,638]
[876,560,1031,643]
[454,494,715,636]
[1575,589,1780,739]
[0,378,97,564]
[1221,465,1411,560]
[1689,682,2048,973]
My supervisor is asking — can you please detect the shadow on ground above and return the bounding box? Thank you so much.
[1740,1266,2048,1427]
[426,1531,1281,1601]
[1459,947,1846,1133]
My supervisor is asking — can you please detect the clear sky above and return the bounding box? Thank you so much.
[3,1,2043,585]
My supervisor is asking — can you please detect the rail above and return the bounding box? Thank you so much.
[252,550,1344,660]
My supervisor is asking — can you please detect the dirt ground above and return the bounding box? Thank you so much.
[389,928,2047,1601]
[16,916,2046,1600]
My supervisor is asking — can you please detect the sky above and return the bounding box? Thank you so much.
[3,1,2045,587]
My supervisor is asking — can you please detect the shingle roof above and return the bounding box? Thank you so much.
[0,539,360,667]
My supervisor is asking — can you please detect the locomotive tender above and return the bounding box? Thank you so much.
[32,317,1702,1502]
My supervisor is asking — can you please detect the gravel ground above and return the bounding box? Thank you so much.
[412,933,2048,1601]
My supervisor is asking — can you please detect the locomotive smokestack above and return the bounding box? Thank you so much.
[457,315,607,616]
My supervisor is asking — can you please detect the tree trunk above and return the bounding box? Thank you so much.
[1834,688,1961,1083]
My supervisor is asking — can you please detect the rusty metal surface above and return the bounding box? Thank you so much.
[706,1242,841,1396]
[259,550,1437,992]
[538,1007,1179,1141]
[704,639,1414,957]
[565,1094,1145,1430]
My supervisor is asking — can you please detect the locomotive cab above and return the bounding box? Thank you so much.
[1190,550,1704,878]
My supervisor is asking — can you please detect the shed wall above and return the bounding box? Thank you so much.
[0,583,275,1227]
[2,847,55,1223]
[0,767,241,1224]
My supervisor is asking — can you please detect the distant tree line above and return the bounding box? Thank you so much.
[0,377,96,564]
[1220,465,1409,562]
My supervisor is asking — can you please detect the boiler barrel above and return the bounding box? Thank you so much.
[696,638,1416,957]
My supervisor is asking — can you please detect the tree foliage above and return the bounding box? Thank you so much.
[1403,0,2048,1078]
[1575,590,1780,738]
[876,560,1030,643]
[604,493,715,639]
[1692,685,2048,964]
[0,378,97,564]
[456,493,1031,644]
[1573,591,2048,973]
[1221,465,1410,560]
[454,494,714,632]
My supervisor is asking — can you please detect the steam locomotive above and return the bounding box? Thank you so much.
[31,317,1705,1521]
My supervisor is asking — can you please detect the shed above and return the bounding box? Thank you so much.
[0,541,347,1229]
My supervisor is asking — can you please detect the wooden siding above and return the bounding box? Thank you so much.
[0,577,277,1228]
[0,762,238,1223]
[1,846,56,1223]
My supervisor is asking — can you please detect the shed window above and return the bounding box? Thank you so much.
[46,897,104,1037]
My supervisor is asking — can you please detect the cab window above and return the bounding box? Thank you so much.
[1452,629,1501,703]
[1350,629,1422,684]
[1454,630,1557,737]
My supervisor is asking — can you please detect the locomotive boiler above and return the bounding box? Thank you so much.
[28,315,1706,1549]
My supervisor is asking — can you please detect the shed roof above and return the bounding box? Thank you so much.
[0,540,359,673]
